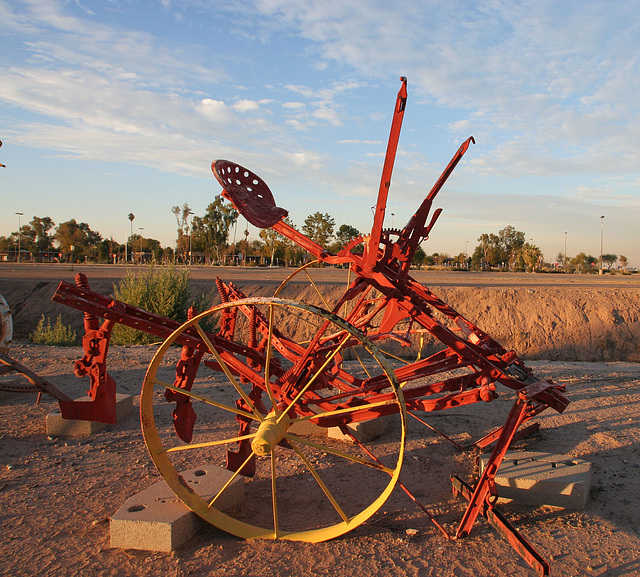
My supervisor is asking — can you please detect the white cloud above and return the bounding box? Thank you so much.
[248,0,640,178]
[312,107,341,126]
[198,99,231,122]
[233,99,260,112]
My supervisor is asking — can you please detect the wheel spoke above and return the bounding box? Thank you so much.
[193,321,264,422]
[289,439,349,522]
[303,267,332,310]
[277,333,350,424]
[290,398,398,423]
[263,304,278,412]
[207,450,255,509]
[156,379,259,421]
[352,347,372,379]
[285,432,394,474]
[378,347,411,365]
[271,451,279,538]
[162,432,257,453]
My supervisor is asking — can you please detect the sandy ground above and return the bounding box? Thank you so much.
[1,267,640,576]
[1,346,640,577]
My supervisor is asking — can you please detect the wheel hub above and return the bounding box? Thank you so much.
[251,411,290,456]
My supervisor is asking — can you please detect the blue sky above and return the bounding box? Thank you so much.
[1,0,639,266]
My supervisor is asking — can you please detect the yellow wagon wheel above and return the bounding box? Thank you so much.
[141,297,406,542]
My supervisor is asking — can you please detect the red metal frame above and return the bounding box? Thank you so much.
[209,77,568,574]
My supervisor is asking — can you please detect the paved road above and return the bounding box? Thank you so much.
[1,262,639,289]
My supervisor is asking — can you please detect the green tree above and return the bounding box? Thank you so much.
[474,226,527,270]
[602,253,617,271]
[192,196,238,264]
[571,252,598,273]
[129,233,161,264]
[520,242,543,272]
[475,233,501,268]
[556,251,569,270]
[302,212,335,248]
[30,216,56,253]
[96,239,111,263]
[259,227,282,266]
[452,252,468,269]
[499,225,526,267]
[54,219,102,261]
[172,203,193,264]
[619,255,629,269]
[412,246,426,268]
[335,224,360,249]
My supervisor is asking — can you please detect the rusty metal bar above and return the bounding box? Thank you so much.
[0,351,74,402]
[451,475,549,577]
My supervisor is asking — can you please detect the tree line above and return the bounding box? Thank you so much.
[170,198,361,266]
[0,215,168,263]
[1,203,630,272]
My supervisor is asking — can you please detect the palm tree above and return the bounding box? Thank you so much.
[128,213,135,262]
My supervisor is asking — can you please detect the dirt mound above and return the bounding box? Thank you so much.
[2,277,639,362]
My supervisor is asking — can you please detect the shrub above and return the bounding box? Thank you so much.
[111,266,191,345]
[30,315,78,346]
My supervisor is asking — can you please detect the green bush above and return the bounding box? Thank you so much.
[30,315,78,346]
[111,266,191,345]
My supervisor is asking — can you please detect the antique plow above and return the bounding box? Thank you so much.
[46,78,567,575]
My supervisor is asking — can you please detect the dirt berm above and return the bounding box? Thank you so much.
[1,265,639,362]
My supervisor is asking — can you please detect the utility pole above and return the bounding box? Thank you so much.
[15,212,23,262]
[599,216,605,274]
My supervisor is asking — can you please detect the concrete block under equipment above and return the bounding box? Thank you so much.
[479,451,592,509]
[46,393,134,436]
[327,415,391,443]
[110,465,245,552]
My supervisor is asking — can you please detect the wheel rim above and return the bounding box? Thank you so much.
[274,260,354,314]
[274,259,421,365]
[141,297,406,542]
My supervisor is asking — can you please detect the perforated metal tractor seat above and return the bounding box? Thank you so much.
[212,160,288,228]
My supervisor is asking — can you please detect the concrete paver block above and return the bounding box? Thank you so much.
[110,465,245,552]
[46,393,134,436]
[479,451,592,509]
[327,414,391,443]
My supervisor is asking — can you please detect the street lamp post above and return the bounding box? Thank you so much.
[127,213,135,263]
[189,216,192,266]
[139,227,144,263]
[600,216,605,274]
[465,240,469,270]
[564,231,567,270]
[15,212,23,263]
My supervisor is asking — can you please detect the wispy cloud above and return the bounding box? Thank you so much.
[246,0,640,176]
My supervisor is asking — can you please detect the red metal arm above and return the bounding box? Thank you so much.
[271,218,328,261]
[365,76,408,270]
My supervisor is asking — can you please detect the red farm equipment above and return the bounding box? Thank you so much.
[1,77,567,576]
